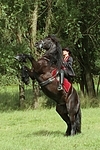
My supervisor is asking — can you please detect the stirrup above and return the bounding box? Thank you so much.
[57,85,63,91]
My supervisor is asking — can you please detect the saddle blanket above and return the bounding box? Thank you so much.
[52,69,71,92]
[63,78,71,92]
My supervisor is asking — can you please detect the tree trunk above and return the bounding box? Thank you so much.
[79,71,85,96]
[32,81,40,109]
[19,81,25,109]
[30,1,38,52]
[97,75,100,95]
[16,25,25,108]
[45,0,52,34]
[29,1,40,108]
[16,25,22,44]
[85,72,96,97]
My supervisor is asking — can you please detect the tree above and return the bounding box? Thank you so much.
[0,0,100,101]
[74,0,100,97]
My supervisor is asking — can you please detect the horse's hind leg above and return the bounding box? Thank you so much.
[69,114,77,135]
[69,109,81,135]
[56,104,71,136]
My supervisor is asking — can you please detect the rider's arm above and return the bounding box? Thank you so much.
[63,57,73,68]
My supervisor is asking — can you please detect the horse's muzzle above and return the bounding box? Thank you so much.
[15,55,20,61]
[35,40,44,49]
[15,54,26,63]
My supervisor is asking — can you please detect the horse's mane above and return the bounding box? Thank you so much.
[45,34,63,70]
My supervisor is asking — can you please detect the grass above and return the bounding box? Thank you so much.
[0,108,100,150]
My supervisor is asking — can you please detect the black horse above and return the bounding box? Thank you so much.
[15,36,81,136]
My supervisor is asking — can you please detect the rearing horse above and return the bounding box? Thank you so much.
[15,35,81,136]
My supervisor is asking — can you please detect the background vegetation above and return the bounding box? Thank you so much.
[0,0,100,110]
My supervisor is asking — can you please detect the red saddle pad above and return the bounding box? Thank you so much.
[52,69,71,92]
[63,78,71,92]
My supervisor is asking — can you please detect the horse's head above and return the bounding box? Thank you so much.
[35,35,57,51]
[35,35,63,70]
[21,66,30,85]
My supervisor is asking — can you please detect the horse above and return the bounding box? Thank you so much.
[15,35,81,136]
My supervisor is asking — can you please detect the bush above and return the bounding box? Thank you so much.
[80,95,99,108]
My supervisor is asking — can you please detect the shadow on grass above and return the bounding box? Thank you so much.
[26,130,64,137]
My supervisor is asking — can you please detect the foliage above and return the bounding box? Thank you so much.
[0,0,100,101]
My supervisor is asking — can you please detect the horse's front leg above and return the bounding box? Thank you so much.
[56,104,71,136]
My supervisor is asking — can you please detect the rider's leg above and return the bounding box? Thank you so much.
[64,70,71,83]
[57,69,64,91]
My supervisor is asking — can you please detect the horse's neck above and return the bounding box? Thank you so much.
[44,44,62,70]
[45,44,56,55]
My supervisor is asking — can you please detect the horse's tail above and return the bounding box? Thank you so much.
[75,105,81,134]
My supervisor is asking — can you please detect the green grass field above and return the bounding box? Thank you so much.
[0,108,100,150]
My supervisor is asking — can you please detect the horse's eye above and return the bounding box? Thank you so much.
[47,38,51,41]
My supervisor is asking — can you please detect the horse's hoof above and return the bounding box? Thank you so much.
[64,132,70,136]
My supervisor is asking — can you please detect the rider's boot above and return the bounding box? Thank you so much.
[57,70,64,91]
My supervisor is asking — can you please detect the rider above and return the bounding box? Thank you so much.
[57,47,75,91]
